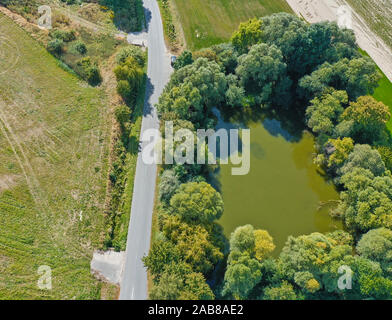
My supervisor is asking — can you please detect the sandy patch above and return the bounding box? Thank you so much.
[286,0,392,81]
[0,174,19,192]
[91,249,125,285]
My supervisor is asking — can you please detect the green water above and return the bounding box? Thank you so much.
[217,118,342,255]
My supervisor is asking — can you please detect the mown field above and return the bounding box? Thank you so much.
[0,14,112,299]
[172,0,293,50]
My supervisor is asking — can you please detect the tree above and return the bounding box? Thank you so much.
[158,170,180,204]
[377,146,392,172]
[357,228,392,275]
[340,96,390,144]
[339,144,386,178]
[263,281,299,300]
[231,18,263,53]
[169,181,224,224]
[161,215,224,275]
[222,251,262,299]
[143,239,181,281]
[259,14,358,78]
[211,43,239,74]
[299,57,381,102]
[338,168,392,232]
[229,224,255,253]
[192,49,218,63]
[222,225,275,299]
[173,50,194,70]
[157,58,227,128]
[306,90,348,135]
[149,262,214,300]
[350,256,392,299]
[236,43,292,107]
[229,225,275,261]
[278,231,354,294]
[325,137,354,170]
[254,230,276,261]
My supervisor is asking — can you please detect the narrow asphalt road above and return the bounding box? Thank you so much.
[119,0,172,300]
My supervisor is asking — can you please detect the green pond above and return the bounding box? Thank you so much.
[215,114,342,255]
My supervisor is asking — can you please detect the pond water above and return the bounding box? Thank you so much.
[214,111,342,255]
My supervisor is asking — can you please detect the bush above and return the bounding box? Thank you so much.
[72,40,87,55]
[76,57,102,86]
[49,29,76,42]
[115,104,132,125]
[173,50,193,70]
[114,56,144,103]
[47,39,63,56]
[115,46,146,67]
[86,65,102,86]
[116,80,131,100]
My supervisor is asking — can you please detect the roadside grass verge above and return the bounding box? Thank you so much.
[157,0,185,53]
[0,13,110,299]
[172,0,293,50]
[109,62,148,251]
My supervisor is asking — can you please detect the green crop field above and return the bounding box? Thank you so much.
[0,14,111,299]
[172,0,293,50]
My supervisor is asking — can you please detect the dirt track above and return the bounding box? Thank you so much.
[286,0,392,81]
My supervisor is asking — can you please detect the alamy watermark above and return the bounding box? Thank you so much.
[141,121,250,176]
[37,265,52,290]
[337,265,352,290]
[38,5,52,30]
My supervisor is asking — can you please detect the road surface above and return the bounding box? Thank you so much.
[119,0,172,300]
[286,0,392,81]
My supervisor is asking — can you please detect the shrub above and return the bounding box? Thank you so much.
[115,46,146,67]
[47,39,63,55]
[76,57,102,86]
[114,56,144,103]
[86,65,102,86]
[115,104,132,125]
[49,29,76,42]
[173,50,193,70]
[72,40,87,55]
[117,80,132,101]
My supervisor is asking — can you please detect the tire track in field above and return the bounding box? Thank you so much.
[0,100,49,216]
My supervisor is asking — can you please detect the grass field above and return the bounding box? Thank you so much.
[172,0,293,50]
[0,14,111,299]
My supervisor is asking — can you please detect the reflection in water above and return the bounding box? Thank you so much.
[214,109,342,255]
[262,118,295,142]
